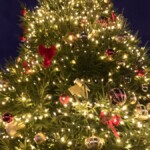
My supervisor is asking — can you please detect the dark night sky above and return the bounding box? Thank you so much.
[0,0,150,65]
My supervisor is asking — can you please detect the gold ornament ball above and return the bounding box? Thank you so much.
[85,136,104,150]
[141,84,149,92]
[130,95,137,105]
[34,132,46,144]
[104,0,110,3]
[135,104,149,120]
[146,103,150,111]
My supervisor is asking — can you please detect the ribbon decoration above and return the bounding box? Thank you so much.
[100,112,120,138]
[5,121,25,137]
[38,45,56,68]
[111,11,117,21]
[68,78,90,99]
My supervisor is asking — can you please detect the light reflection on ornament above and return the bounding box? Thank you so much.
[59,95,70,105]
[141,84,149,92]
[130,94,137,105]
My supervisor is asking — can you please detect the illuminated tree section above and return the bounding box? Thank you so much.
[0,0,149,149]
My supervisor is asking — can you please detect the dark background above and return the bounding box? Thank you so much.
[0,0,150,65]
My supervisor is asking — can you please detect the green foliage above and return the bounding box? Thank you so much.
[0,0,149,149]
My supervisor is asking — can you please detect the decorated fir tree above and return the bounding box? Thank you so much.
[0,0,150,149]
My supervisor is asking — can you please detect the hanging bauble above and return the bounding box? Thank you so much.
[136,69,145,77]
[23,61,32,75]
[59,95,70,105]
[34,132,46,144]
[146,103,150,111]
[109,88,127,105]
[124,76,132,84]
[85,136,104,150]
[23,61,28,68]
[135,104,149,120]
[105,49,115,57]
[80,32,88,40]
[130,94,137,105]
[2,113,13,123]
[0,80,9,88]
[25,68,33,75]
[114,34,129,42]
[117,60,125,66]
[80,18,88,26]
[20,9,27,16]
[104,0,110,3]
[141,84,149,92]
[20,36,26,42]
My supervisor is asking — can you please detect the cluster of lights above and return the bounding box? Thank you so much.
[0,0,149,149]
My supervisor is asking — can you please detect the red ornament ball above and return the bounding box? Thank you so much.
[20,36,26,42]
[109,88,127,105]
[23,61,28,68]
[59,95,70,105]
[136,69,145,77]
[2,113,13,123]
[20,9,27,16]
[105,49,115,56]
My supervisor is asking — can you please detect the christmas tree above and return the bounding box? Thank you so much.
[0,0,150,149]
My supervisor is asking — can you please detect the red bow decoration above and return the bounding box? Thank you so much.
[38,45,56,68]
[100,112,120,138]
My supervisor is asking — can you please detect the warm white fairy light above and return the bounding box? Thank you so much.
[39,116,43,120]
[89,114,94,119]
[120,121,125,125]
[0,0,149,149]
[34,116,38,120]
[21,96,26,101]
[137,122,143,128]
[116,139,121,143]
[25,118,29,123]
[68,141,72,145]
[61,137,65,143]
[122,105,127,111]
